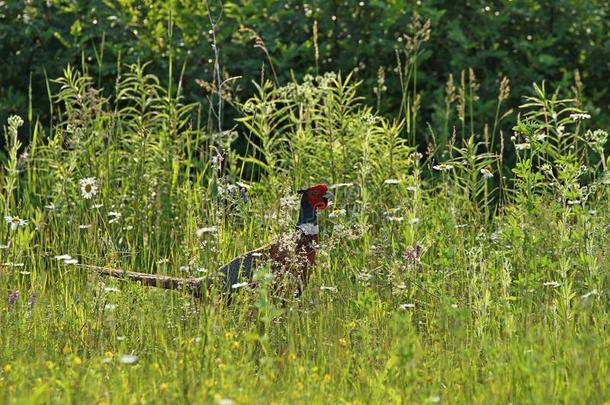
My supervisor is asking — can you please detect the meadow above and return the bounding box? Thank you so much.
[1,3,610,402]
[0,55,608,404]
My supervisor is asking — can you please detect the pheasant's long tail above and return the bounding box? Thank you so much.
[77,264,205,296]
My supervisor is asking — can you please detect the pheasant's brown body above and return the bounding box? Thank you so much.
[80,184,330,299]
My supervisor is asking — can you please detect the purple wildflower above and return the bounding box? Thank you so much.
[403,243,422,262]
[28,291,37,308]
[8,289,19,306]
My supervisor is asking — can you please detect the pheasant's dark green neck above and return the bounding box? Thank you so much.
[297,194,318,233]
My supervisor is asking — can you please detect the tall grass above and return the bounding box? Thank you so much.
[0,63,608,404]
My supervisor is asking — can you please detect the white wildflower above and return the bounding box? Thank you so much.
[231,282,249,289]
[356,272,373,281]
[79,177,98,199]
[79,224,92,229]
[119,354,139,365]
[280,194,300,208]
[55,254,72,260]
[196,226,217,238]
[328,209,346,219]
[433,163,453,172]
[409,217,421,225]
[383,179,400,185]
[108,211,122,224]
[104,287,120,293]
[5,215,28,230]
[543,281,560,288]
[329,182,355,189]
[406,186,417,192]
[386,216,405,222]
[399,303,416,310]
[64,259,79,265]
[570,113,591,121]
[104,303,117,310]
[8,115,24,128]
[480,167,493,179]
[515,143,530,151]
[218,183,238,195]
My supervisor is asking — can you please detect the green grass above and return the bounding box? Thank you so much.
[0,65,608,404]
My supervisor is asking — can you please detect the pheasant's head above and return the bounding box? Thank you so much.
[300,184,332,210]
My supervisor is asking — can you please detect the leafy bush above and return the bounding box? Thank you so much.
[1,0,608,148]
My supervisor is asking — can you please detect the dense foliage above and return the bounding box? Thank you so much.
[1,0,608,144]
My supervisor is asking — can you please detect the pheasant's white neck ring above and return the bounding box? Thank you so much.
[297,223,319,235]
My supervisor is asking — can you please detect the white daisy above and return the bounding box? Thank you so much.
[328,209,346,218]
[383,179,400,185]
[433,163,453,172]
[480,167,494,179]
[5,215,28,230]
[79,177,98,199]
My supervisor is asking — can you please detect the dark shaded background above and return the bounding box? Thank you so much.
[1,0,608,148]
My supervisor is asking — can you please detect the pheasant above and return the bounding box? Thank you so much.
[79,184,332,298]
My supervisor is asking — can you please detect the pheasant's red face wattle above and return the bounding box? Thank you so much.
[305,184,331,210]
